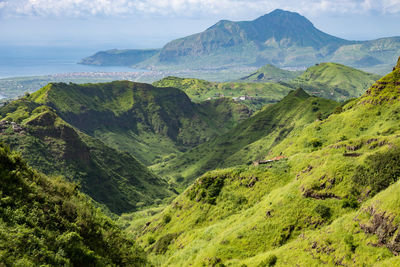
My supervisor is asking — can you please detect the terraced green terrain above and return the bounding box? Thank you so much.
[289,62,381,101]
[151,88,338,187]
[119,58,400,266]
[2,57,400,266]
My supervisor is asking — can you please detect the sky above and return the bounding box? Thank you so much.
[0,0,399,50]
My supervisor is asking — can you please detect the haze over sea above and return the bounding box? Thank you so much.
[0,45,141,79]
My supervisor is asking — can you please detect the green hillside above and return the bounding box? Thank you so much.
[0,144,148,266]
[153,76,293,111]
[288,62,381,101]
[120,58,400,266]
[16,81,249,165]
[0,103,174,214]
[155,63,380,107]
[239,64,302,83]
[151,88,338,187]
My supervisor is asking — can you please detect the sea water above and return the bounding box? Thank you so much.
[0,45,144,79]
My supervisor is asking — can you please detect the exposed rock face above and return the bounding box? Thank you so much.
[360,206,400,255]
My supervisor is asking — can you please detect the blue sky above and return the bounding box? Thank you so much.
[0,0,399,49]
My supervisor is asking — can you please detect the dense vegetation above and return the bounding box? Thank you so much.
[153,76,293,111]
[2,50,400,265]
[24,81,249,165]
[0,104,174,214]
[0,144,148,266]
[151,88,338,187]
[118,58,400,266]
[289,62,381,101]
[154,62,380,110]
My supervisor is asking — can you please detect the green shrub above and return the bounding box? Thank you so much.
[309,138,323,148]
[333,106,343,114]
[188,173,225,205]
[342,196,359,209]
[344,234,358,253]
[147,236,156,245]
[258,254,277,267]
[353,147,400,195]
[163,214,172,224]
[152,233,178,254]
[314,204,331,220]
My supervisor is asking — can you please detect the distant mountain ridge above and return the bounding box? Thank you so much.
[81,9,400,74]
[158,9,350,62]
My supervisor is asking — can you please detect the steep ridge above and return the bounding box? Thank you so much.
[0,104,174,214]
[0,144,148,266]
[25,81,250,165]
[151,88,338,186]
[288,62,381,101]
[127,58,400,266]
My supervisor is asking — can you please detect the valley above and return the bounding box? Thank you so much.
[1,6,400,267]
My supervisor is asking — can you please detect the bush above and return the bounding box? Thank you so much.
[163,214,172,224]
[152,233,178,254]
[147,236,156,245]
[309,138,322,148]
[258,255,277,267]
[353,147,400,195]
[314,204,331,220]
[333,106,343,114]
[342,195,359,209]
[344,234,358,253]
[188,173,225,205]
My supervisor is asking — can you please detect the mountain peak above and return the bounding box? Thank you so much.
[261,9,303,18]
[291,87,310,98]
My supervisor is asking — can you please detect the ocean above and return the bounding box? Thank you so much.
[0,45,143,79]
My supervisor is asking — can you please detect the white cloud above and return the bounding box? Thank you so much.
[0,0,400,18]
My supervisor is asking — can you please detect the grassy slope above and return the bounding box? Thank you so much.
[289,62,381,101]
[0,103,174,214]
[27,81,249,165]
[154,63,380,111]
[125,59,400,266]
[0,144,149,266]
[238,64,303,83]
[151,89,338,187]
[153,76,295,111]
